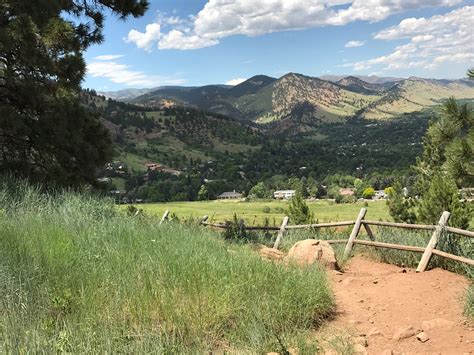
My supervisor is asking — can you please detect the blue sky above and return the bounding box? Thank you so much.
[84,0,474,90]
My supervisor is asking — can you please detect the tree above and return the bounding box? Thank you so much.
[387,181,417,224]
[362,187,375,199]
[197,185,209,201]
[288,192,313,225]
[249,182,267,199]
[0,0,149,185]
[418,174,470,229]
[415,97,473,191]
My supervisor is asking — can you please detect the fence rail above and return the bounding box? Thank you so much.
[191,208,474,271]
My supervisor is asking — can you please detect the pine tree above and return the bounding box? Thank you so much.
[197,185,209,201]
[288,192,314,225]
[387,181,417,224]
[418,174,470,229]
[0,0,149,185]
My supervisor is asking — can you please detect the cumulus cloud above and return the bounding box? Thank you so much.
[125,0,462,51]
[124,23,162,51]
[87,60,185,87]
[94,54,124,60]
[225,78,247,85]
[351,6,474,72]
[345,40,365,48]
[158,30,219,50]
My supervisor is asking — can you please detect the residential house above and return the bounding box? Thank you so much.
[274,190,296,199]
[217,191,243,200]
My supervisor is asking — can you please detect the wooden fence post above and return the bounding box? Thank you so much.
[273,216,289,250]
[343,208,367,259]
[160,210,170,225]
[199,215,209,224]
[363,223,375,241]
[416,211,450,273]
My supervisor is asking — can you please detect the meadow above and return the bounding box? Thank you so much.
[0,184,333,353]
[131,199,391,225]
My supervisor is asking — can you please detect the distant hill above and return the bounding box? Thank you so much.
[129,73,474,124]
[320,74,403,84]
[98,88,154,101]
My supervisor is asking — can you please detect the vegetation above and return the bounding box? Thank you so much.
[0,183,333,353]
[0,0,148,185]
[288,192,314,224]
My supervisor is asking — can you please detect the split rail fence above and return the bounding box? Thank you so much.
[161,208,474,272]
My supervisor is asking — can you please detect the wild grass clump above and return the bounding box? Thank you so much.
[0,182,333,353]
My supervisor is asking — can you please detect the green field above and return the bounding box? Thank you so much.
[130,199,391,225]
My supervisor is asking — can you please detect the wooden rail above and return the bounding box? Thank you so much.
[195,208,474,272]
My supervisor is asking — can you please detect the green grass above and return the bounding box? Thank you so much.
[132,199,391,225]
[0,183,333,353]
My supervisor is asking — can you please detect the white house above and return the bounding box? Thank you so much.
[274,190,296,199]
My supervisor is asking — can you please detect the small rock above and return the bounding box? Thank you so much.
[333,270,343,275]
[259,246,284,261]
[368,328,384,337]
[354,336,368,347]
[421,318,454,331]
[358,299,364,303]
[353,344,367,354]
[373,280,378,284]
[393,325,418,340]
[416,332,429,343]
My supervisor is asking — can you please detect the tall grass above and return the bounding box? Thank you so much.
[0,182,333,353]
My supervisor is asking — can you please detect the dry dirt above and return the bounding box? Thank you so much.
[320,255,473,354]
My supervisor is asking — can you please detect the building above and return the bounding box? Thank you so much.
[217,191,243,200]
[339,188,355,197]
[274,190,296,199]
[374,190,387,200]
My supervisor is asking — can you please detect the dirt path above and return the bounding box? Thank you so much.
[320,255,473,354]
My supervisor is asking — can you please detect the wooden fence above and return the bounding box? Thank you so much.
[183,208,474,272]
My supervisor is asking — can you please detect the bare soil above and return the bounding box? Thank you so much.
[321,255,473,354]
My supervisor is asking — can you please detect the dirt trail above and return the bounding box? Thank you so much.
[322,255,473,354]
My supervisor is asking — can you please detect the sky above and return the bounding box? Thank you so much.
[83,0,474,91]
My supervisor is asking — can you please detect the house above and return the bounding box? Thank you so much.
[217,191,243,200]
[274,190,296,199]
[374,190,387,200]
[339,188,355,197]
[145,163,181,176]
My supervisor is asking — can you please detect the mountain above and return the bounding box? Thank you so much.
[358,77,474,119]
[98,88,154,101]
[126,73,474,124]
[320,74,403,84]
[336,76,389,95]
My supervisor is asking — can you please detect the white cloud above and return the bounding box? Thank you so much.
[345,40,365,48]
[126,0,462,51]
[87,60,185,87]
[225,78,247,85]
[124,23,162,51]
[158,30,219,50]
[352,6,474,72]
[94,54,124,61]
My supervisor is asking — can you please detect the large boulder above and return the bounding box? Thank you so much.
[285,239,338,269]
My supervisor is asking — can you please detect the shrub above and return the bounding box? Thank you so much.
[288,192,314,224]
[262,206,271,213]
[362,187,375,199]
[223,214,257,243]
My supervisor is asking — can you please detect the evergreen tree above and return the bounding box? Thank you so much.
[288,192,313,225]
[0,0,149,185]
[197,185,209,201]
[387,181,417,224]
[418,174,470,229]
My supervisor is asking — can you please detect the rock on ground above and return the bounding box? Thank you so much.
[285,239,338,269]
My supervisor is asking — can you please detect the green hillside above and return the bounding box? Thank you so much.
[131,74,474,124]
